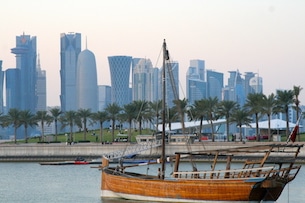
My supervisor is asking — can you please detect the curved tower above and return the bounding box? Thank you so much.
[76,49,98,112]
[108,56,132,107]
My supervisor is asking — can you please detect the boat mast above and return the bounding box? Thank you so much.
[161,39,169,179]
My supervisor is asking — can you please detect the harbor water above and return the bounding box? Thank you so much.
[0,162,304,203]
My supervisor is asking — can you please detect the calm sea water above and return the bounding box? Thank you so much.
[0,162,304,203]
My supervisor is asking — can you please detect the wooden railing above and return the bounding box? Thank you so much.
[172,166,274,180]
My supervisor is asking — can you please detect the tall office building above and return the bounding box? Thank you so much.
[60,32,81,112]
[224,70,246,106]
[189,59,205,81]
[0,61,3,113]
[108,56,132,107]
[186,60,206,105]
[187,79,206,105]
[10,34,37,112]
[159,61,179,108]
[76,49,98,112]
[186,66,206,105]
[249,75,263,94]
[5,69,20,111]
[36,54,47,111]
[244,72,256,96]
[132,58,158,102]
[206,70,223,100]
[98,85,111,111]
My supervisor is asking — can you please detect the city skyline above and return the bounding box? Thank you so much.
[1,0,304,106]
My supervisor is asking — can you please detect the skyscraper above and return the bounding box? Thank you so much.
[224,70,246,106]
[244,72,256,96]
[132,58,158,102]
[190,59,205,81]
[159,61,179,108]
[187,78,206,105]
[186,60,206,105]
[206,70,223,100]
[108,56,132,107]
[36,54,47,111]
[10,34,37,112]
[76,49,98,112]
[5,69,20,111]
[249,75,263,94]
[98,85,111,111]
[60,32,81,112]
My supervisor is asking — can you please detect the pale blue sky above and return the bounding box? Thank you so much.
[1,0,305,106]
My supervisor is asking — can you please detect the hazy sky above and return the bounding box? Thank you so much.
[1,0,305,106]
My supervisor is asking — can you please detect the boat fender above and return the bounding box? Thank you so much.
[157,158,161,163]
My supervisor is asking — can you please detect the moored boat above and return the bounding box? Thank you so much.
[101,143,303,202]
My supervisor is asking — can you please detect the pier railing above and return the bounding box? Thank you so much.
[104,140,162,160]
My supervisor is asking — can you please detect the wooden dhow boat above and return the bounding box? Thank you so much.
[100,40,303,202]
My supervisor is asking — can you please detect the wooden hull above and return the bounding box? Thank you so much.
[101,169,286,202]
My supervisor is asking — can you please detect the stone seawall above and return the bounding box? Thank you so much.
[0,142,304,162]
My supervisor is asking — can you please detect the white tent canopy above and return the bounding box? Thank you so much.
[242,119,300,129]
[157,119,227,132]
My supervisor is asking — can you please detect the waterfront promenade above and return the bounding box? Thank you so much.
[0,141,304,162]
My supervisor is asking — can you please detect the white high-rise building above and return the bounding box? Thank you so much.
[132,58,158,102]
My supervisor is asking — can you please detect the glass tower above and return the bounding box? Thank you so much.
[10,34,37,112]
[76,49,98,112]
[98,85,111,111]
[186,60,206,105]
[132,58,158,102]
[5,69,20,111]
[36,54,47,111]
[108,56,132,107]
[60,32,81,112]
[227,70,246,106]
[206,70,223,100]
[159,61,179,108]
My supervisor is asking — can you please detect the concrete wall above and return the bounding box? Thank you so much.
[1,142,304,158]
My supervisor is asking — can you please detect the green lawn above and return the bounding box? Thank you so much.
[20,128,155,144]
[5,129,305,144]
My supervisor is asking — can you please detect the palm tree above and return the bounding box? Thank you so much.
[60,110,77,143]
[91,111,108,143]
[165,106,178,131]
[172,98,189,135]
[149,100,162,132]
[244,93,265,141]
[35,110,53,142]
[19,110,37,143]
[49,107,62,142]
[204,97,219,142]
[190,99,208,140]
[218,100,239,142]
[293,85,303,141]
[261,93,277,141]
[4,108,21,144]
[133,100,150,135]
[230,108,252,142]
[105,103,122,142]
[77,108,92,141]
[121,102,137,142]
[276,89,294,138]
